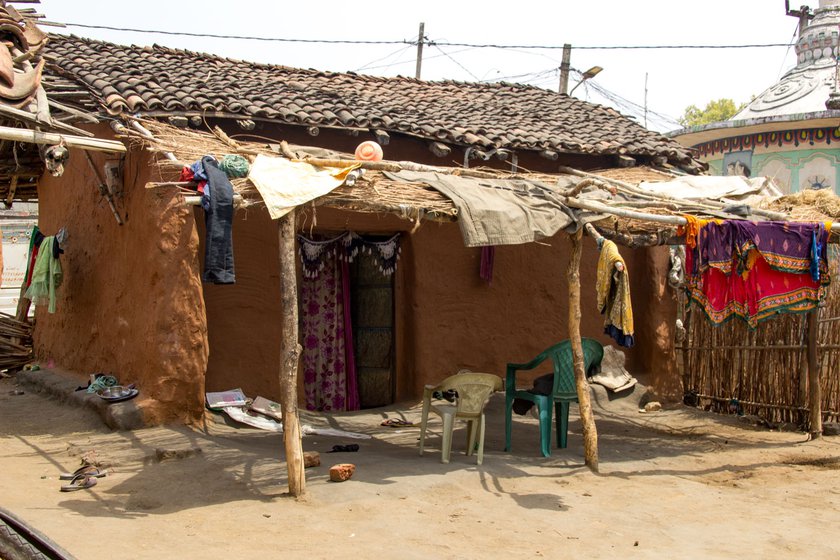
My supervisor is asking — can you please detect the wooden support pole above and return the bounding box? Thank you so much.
[808,308,822,439]
[568,228,599,472]
[278,210,306,497]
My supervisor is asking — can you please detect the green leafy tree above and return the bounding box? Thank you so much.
[679,98,746,127]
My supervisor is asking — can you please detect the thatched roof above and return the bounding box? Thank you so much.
[120,118,840,246]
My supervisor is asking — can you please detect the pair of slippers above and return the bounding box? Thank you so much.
[59,464,107,492]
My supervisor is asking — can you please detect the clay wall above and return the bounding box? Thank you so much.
[33,125,208,425]
[203,205,673,404]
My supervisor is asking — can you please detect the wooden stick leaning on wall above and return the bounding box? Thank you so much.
[278,209,306,497]
[808,308,822,438]
[570,227,599,472]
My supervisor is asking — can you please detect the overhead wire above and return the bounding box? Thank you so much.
[354,44,414,72]
[361,46,477,72]
[776,20,801,80]
[431,44,480,81]
[61,23,794,51]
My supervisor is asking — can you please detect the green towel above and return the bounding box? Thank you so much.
[24,236,62,313]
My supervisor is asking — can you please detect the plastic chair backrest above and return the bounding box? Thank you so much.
[436,372,503,418]
[545,338,604,399]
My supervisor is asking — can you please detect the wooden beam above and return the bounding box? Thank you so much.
[568,228,599,472]
[0,103,94,137]
[5,175,17,206]
[808,308,822,439]
[278,210,306,497]
[47,98,100,123]
[0,125,125,152]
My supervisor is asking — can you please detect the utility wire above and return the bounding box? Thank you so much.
[354,44,414,72]
[61,23,794,50]
[431,44,480,81]
[776,20,801,80]
[361,46,476,72]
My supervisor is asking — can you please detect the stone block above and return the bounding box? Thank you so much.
[304,451,320,468]
[329,463,355,482]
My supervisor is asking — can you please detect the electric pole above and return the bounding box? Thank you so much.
[415,22,425,80]
[558,43,571,94]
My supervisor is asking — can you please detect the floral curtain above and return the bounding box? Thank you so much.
[301,247,356,412]
[298,232,401,412]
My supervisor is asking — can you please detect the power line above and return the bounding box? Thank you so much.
[61,23,794,50]
[361,46,476,72]
[431,45,480,81]
[354,44,414,72]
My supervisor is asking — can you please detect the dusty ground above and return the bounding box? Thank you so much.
[2,376,840,560]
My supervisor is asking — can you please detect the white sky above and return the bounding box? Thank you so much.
[37,0,820,132]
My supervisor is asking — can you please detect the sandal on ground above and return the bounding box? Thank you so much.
[327,444,360,453]
[60,474,98,492]
[59,465,107,480]
[380,419,414,427]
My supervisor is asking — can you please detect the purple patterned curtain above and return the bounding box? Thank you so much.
[298,232,400,412]
[301,247,359,412]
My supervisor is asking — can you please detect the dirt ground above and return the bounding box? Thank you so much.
[2,376,840,560]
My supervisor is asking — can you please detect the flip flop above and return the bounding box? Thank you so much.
[327,444,360,453]
[380,419,414,427]
[59,465,107,480]
[60,474,97,492]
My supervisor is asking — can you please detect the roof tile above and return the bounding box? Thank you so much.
[44,34,701,170]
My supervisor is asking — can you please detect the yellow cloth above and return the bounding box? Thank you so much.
[247,154,360,220]
[596,240,634,341]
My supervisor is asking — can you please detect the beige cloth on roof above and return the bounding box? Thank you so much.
[383,170,578,247]
[248,154,359,220]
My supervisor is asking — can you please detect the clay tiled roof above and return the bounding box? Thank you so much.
[44,34,702,171]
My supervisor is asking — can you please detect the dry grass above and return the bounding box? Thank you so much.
[123,118,840,236]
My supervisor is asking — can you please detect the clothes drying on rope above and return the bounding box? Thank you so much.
[681,219,831,329]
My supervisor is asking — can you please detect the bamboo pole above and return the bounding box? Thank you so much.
[0,125,126,152]
[278,210,306,497]
[808,308,822,438]
[568,228,598,472]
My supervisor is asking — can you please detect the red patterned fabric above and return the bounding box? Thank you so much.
[684,220,830,329]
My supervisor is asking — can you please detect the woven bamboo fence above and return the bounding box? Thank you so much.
[678,254,840,429]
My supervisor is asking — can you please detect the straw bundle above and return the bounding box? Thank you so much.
[769,189,840,221]
[0,312,33,372]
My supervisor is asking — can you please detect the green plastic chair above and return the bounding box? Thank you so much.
[504,339,604,457]
[419,372,503,465]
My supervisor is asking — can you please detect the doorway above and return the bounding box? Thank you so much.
[350,244,396,408]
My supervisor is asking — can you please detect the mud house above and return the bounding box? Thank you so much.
[23,34,708,427]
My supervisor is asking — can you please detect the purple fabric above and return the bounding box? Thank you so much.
[302,250,352,412]
[480,246,495,284]
[341,257,360,411]
[696,220,828,277]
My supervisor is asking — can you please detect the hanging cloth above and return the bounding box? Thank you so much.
[684,220,831,328]
[201,156,235,284]
[298,232,401,278]
[24,236,62,313]
[301,248,356,412]
[596,240,634,347]
[479,246,495,284]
